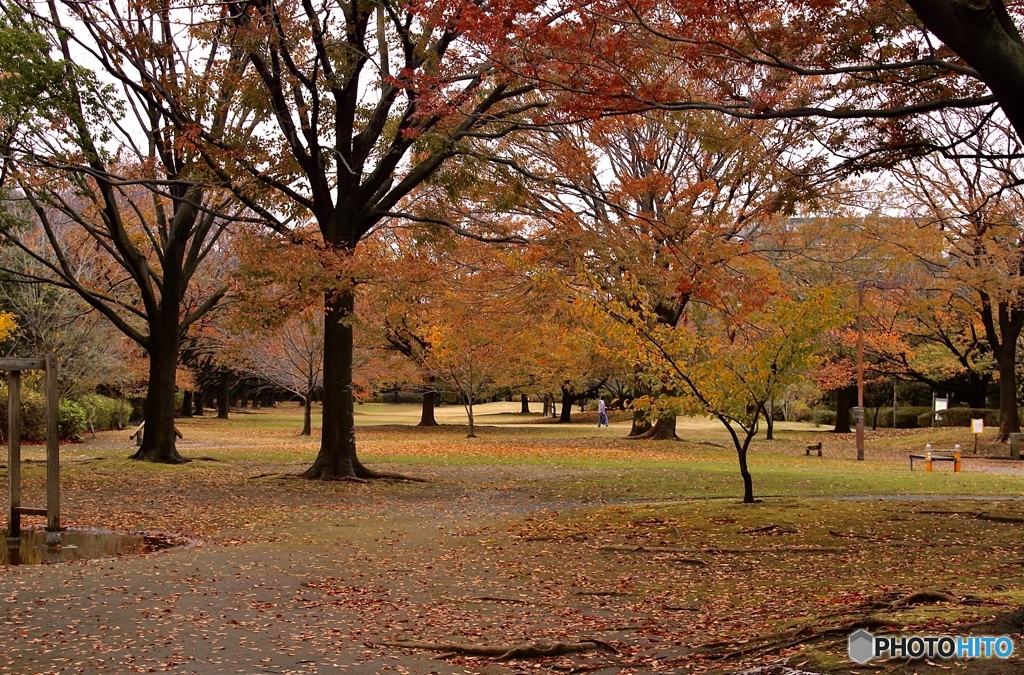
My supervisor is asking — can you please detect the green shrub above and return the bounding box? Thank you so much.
[0,389,47,440]
[917,411,933,428]
[0,387,94,441]
[58,400,87,441]
[931,407,1000,428]
[77,393,129,432]
[789,401,813,423]
[811,409,836,426]
[871,406,932,429]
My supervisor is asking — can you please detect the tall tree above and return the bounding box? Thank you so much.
[887,112,1024,439]
[65,0,544,478]
[490,108,822,437]
[2,2,249,462]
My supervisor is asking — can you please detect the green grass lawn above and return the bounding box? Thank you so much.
[63,401,1024,504]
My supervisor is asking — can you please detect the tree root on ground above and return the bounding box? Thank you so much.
[740,524,797,535]
[697,617,898,661]
[975,512,1024,524]
[377,639,618,662]
[297,465,427,482]
[916,510,1024,524]
[598,544,845,556]
[888,590,956,607]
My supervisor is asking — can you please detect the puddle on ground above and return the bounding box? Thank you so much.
[3,529,188,565]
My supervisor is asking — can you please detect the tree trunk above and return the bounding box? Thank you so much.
[240,383,249,407]
[627,410,652,437]
[194,388,204,416]
[131,327,186,463]
[636,415,679,440]
[965,372,991,409]
[301,394,312,436]
[978,298,1024,442]
[904,0,1024,144]
[738,446,754,504]
[833,386,853,433]
[997,353,1020,442]
[520,394,530,414]
[181,390,193,418]
[559,386,574,423]
[302,288,369,479]
[466,401,476,438]
[761,403,774,440]
[418,378,438,427]
[218,370,230,419]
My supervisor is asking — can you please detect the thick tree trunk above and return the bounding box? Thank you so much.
[418,379,438,427]
[218,370,229,419]
[904,0,1024,144]
[833,387,853,434]
[980,298,1024,442]
[965,372,991,409]
[627,410,653,437]
[520,394,530,414]
[636,415,679,440]
[194,388,204,416]
[301,395,312,436]
[131,327,186,463]
[181,390,193,418]
[997,354,1020,442]
[559,386,574,423]
[303,288,369,479]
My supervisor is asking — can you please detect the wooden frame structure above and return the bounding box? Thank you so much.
[4,356,59,537]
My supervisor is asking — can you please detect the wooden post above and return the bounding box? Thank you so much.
[44,355,60,532]
[8,370,20,538]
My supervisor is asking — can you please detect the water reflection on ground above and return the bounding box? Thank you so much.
[3,529,188,565]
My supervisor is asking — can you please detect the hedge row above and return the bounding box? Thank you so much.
[868,406,933,429]
[811,406,1004,430]
[0,392,128,441]
[917,408,1001,428]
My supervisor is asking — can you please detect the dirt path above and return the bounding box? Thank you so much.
[0,470,678,674]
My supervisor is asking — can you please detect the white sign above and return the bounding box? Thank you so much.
[972,419,984,434]
[935,397,948,412]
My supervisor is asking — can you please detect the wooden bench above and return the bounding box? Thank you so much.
[909,446,962,472]
[129,421,183,446]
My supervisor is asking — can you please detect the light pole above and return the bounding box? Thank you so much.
[856,282,865,461]
[855,280,902,461]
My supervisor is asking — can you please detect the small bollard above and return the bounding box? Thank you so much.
[925,444,933,472]
[954,447,962,473]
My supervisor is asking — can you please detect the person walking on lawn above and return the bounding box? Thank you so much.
[597,399,609,427]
